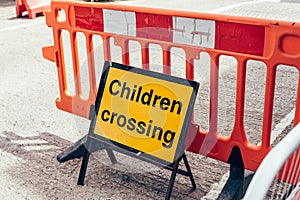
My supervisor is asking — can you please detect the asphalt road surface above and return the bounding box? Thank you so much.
[1,0,300,199]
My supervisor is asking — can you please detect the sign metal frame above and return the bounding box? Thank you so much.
[78,61,199,199]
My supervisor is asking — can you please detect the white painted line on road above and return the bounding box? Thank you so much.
[201,172,229,200]
[12,139,48,145]
[202,108,295,199]
[22,145,59,151]
[0,19,45,33]
[270,108,295,145]
[0,133,7,138]
[209,0,281,13]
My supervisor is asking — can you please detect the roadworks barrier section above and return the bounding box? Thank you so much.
[16,0,51,19]
[43,0,300,186]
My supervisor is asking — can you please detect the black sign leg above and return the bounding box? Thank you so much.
[165,153,196,199]
[165,156,182,200]
[77,138,93,185]
[182,153,196,192]
[106,148,117,164]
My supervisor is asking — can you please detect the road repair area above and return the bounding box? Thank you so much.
[1,0,300,199]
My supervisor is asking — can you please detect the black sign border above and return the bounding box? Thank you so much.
[90,61,199,167]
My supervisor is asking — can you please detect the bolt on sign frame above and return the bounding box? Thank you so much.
[42,0,300,198]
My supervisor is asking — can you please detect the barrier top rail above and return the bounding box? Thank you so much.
[43,0,300,180]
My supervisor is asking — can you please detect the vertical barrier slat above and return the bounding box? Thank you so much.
[103,36,111,61]
[122,39,130,66]
[209,54,218,134]
[141,42,149,70]
[86,33,97,101]
[231,58,247,141]
[70,31,82,96]
[186,53,194,122]
[185,49,200,123]
[162,46,171,75]
[288,152,299,184]
[261,65,277,148]
[185,55,194,80]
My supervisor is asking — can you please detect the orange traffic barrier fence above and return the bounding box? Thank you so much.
[43,0,300,185]
[16,0,51,19]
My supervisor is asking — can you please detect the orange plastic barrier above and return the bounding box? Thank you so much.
[278,148,300,185]
[43,0,300,184]
[16,0,51,19]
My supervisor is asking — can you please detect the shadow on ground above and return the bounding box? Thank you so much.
[0,131,204,199]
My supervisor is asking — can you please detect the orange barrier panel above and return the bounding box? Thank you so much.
[16,0,51,19]
[43,0,300,184]
[278,148,300,184]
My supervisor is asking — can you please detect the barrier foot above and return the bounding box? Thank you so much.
[217,166,254,200]
[16,0,26,18]
[217,147,254,199]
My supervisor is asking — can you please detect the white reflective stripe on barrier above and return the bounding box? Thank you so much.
[103,9,136,36]
[244,123,300,200]
[172,17,215,48]
[100,9,216,48]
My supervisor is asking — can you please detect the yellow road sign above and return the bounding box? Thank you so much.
[93,62,199,164]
